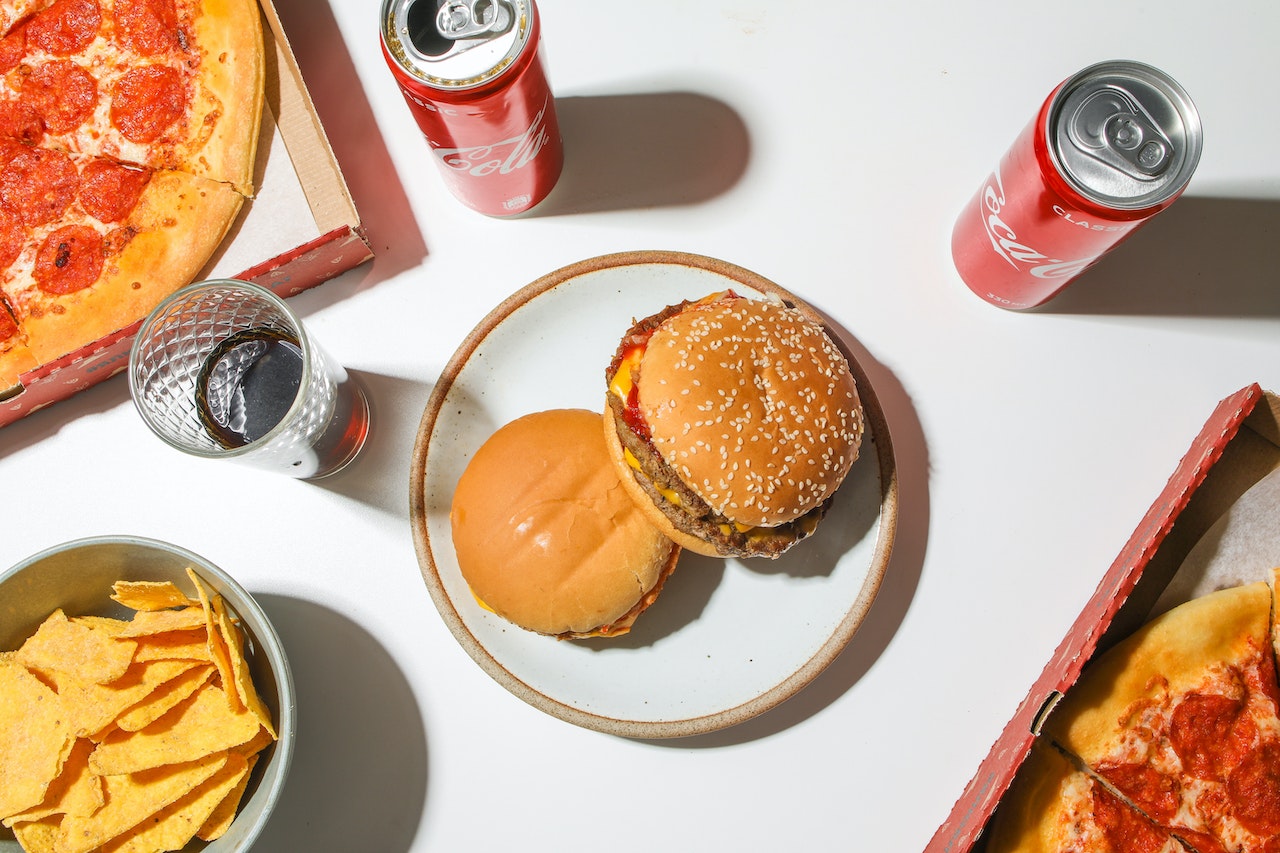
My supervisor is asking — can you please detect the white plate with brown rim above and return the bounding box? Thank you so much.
[409,250,897,738]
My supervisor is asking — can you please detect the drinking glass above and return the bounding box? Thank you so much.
[129,279,369,479]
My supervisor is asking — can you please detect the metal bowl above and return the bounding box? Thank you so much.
[0,535,295,852]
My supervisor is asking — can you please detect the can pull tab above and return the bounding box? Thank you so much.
[436,0,513,40]
[1068,87,1174,179]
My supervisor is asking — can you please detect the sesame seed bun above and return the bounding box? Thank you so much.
[450,408,680,639]
[604,294,864,558]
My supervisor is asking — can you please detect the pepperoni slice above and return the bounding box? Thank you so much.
[1228,740,1280,835]
[20,60,98,134]
[1098,762,1180,823]
[0,100,45,146]
[0,206,24,273]
[1090,782,1176,853]
[1170,692,1257,781]
[26,0,102,56]
[0,22,27,74]
[33,224,102,295]
[109,64,186,143]
[0,305,17,343]
[114,0,182,56]
[78,159,149,223]
[0,146,79,227]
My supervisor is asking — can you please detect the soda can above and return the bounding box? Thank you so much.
[951,60,1202,309]
[380,0,564,216]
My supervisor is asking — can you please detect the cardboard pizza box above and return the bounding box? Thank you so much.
[926,382,1280,852]
[0,0,373,429]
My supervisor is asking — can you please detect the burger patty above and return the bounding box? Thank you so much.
[606,388,827,559]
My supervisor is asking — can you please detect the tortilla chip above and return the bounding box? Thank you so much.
[0,659,75,819]
[186,570,238,710]
[131,630,212,664]
[4,575,277,850]
[57,660,201,740]
[1,738,102,826]
[116,608,208,638]
[89,685,260,777]
[197,751,258,842]
[115,666,214,733]
[55,753,228,853]
[70,616,129,637]
[17,611,136,685]
[212,595,275,737]
[98,751,249,853]
[232,725,274,760]
[110,581,198,612]
[10,814,61,853]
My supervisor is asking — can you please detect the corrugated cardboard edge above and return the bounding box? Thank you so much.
[925,382,1266,853]
[0,1,372,429]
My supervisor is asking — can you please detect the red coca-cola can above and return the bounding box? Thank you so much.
[380,0,563,216]
[952,60,1202,309]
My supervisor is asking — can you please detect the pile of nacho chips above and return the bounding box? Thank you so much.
[0,569,277,853]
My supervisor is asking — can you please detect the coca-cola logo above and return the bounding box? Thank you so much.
[980,168,1089,280]
[433,101,553,178]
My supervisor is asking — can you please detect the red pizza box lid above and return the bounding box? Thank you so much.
[0,0,372,429]
[926,382,1280,852]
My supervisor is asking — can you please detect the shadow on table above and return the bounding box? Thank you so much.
[644,323,931,747]
[270,0,426,288]
[309,370,435,518]
[252,594,428,852]
[1030,196,1280,316]
[529,92,751,216]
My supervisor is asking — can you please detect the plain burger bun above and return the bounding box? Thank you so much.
[450,408,680,639]
[604,293,864,559]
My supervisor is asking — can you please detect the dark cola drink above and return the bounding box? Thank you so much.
[195,327,368,477]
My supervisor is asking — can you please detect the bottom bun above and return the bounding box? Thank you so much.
[450,408,680,639]
[601,411,725,559]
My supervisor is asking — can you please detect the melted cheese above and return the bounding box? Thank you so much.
[609,346,644,402]
[623,446,683,507]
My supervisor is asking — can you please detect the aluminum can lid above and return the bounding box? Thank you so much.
[1048,60,1202,210]
[381,0,532,91]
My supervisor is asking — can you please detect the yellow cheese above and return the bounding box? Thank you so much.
[623,447,683,507]
[609,346,643,401]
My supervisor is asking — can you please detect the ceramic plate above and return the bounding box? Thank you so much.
[409,251,897,738]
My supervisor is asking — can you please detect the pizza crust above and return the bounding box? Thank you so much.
[985,741,1081,852]
[185,0,266,194]
[0,324,36,396]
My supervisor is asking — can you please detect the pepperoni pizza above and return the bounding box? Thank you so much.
[986,575,1280,852]
[0,0,265,396]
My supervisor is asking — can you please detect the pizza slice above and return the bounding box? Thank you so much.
[0,141,243,367]
[0,0,265,396]
[1041,581,1280,852]
[0,0,265,194]
[985,738,1193,852]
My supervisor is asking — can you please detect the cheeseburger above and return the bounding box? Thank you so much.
[450,408,680,639]
[603,292,864,559]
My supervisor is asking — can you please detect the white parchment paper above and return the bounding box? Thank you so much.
[1151,466,1280,617]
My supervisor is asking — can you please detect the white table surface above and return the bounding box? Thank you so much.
[3,1,1279,850]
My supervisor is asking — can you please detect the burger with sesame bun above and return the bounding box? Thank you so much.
[602,291,865,559]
